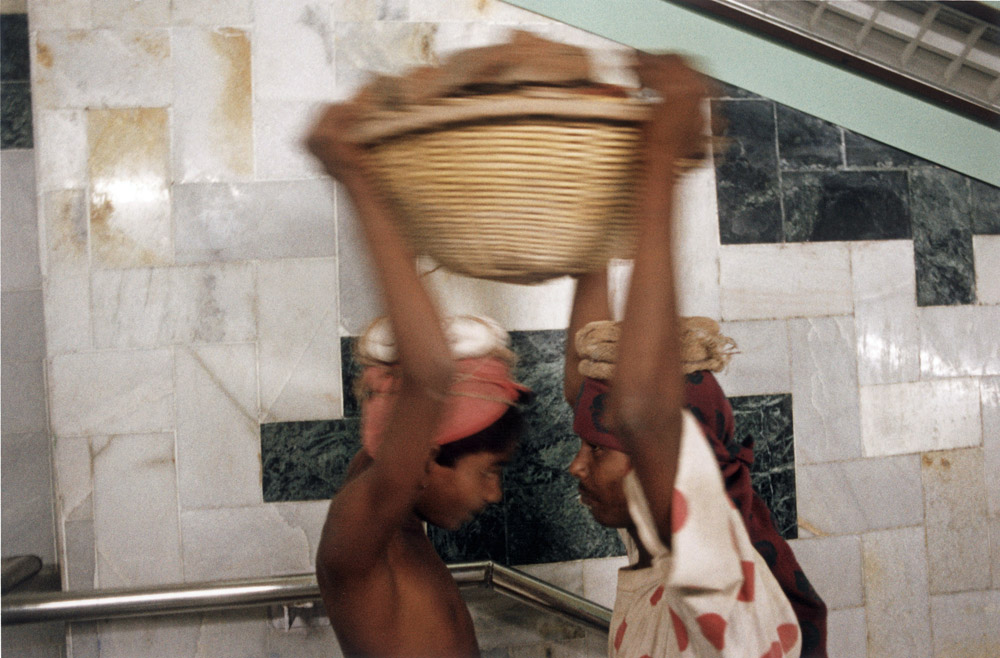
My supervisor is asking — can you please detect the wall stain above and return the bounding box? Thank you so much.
[210,28,253,178]
[131,32,169,60]
[36,41,53,68]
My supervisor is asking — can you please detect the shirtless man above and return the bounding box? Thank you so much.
[306,101,527,657]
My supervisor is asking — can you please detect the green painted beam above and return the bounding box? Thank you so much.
[506,0,1000,188]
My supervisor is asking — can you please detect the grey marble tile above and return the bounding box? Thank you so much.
[260,418,361,503]
[1,148,40,291]
[731,394,797,539]
[711,100,783,244]
[1,81,32,149]
[970,177,1000,235]
[775,104,842,170]
[0,431,56,561]
[843,130,929,168]
[1,14,30,81]
[910,168,975,306]
[783,170,910,242]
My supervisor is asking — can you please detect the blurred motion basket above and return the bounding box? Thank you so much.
[352,87,650,284]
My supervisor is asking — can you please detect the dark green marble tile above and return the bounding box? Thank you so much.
[429,499,508,564]
[776,104,842,170]
[1,81,32,149]
[505,477,625,565]
[340,336,363,418]
[970,178,1000,235]
[843,130,930,168]
[261,417,361,502]
[782,170,910,242]
[711,100,783,244]
[910,168,975,306]
[731,394,797,540]
[1,14,30,81]
[713,80,765,100]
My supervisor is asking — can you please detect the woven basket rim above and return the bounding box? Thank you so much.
[349,87,652,145]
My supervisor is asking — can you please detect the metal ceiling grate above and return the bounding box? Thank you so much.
[671,1,1000,126]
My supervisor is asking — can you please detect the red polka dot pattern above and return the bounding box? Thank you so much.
[737,560,756,602]
[760,641,783,658]
[649,585,665,606]
[671,488,688,533]
[778,623,799,652]
[614,619,627,651]
[669,607,689,651]
[696,612,727,650]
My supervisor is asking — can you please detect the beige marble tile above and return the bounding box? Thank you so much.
[171,0,252,25]
[49,349,175,437]
[87,108,172,268]
[175,344,261,511]
[851,240,920,386]
[929,590,1000,658]
[974,235,1000,305]
[860,378,981,457]
[92,0,169,27]
[173,27,253,183]
[90,263,256,348]
[179,506,313,581]
[34,29,171,108]
[921,448,991,594]
[796,455,924,535]
[719,242,853,320]
[257,258,342,423]
[919,305,1000,377]
[788,535,862,610]
[862,527,931,658]
[254,0,336,102]
[715,321,791,396]
[92,434,183,587]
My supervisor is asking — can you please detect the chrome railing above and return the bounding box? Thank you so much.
[1,561,612,633]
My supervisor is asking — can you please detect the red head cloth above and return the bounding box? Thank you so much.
[572,377,627,453]
[360,356,530,457]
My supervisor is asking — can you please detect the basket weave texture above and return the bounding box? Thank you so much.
[363,92,649,284]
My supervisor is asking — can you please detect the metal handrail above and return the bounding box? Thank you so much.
[1,561,611,633]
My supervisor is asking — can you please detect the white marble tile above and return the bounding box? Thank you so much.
[851,240,920,386]
[930,590,1000,658]
[194,610,270,658]
[266,623,343,658]
[272,501,331,566]
[173,180,338,263]
[796,455,924,535]
[180,505,313,581]
[90,616,200,658]
[991,516,1000,591]
[53,436,93,522]
[0,431,56,562]
[713,320,790,396]
[674,165,722,320]
[581,555,628,610]
[173,27,254,183]
[87,107,172,268]
[40,189,93,354]
[983,378,1000,519]
[424,266,575,332]
[921,448,991,594]
[0,358,48,435]
[35,109,88,192]
[860,378,982,457]
[92,434,183,587]
[429,21,526,61]
[787,535,862,610]
[789,316,863,464]
[974,234,1000,305]
[91,263,256,349]
[258,258,342,422]
[254,100,327,180]
[172,0,252,25]
[175,344,261,511]
[254,0,336,102]
[63,519,95,590]
[464,586,589,652]
[1,149,41,292]
[91,0,170,27]
[862,527,931,658]
[334,21,438,93]
[33,29,172,109]
[826,607,866,658]
[410,0,545,22]
[336,188,384,335]
[515,560,584,596]
[2,289,47,363]
[919,305,1000,377]
[719,242,853,320]
[331,0,408,21]
[49,349,175,437]
[43,270,92,356]
[29,0,90,29]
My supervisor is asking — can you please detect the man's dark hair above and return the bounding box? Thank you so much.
[434,405,524,467]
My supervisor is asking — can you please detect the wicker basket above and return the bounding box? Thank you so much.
[351,88,653,284]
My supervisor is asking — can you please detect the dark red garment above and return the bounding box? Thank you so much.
[684,371,828,658]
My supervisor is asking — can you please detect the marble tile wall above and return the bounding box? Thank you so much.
[5,0,998,655]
